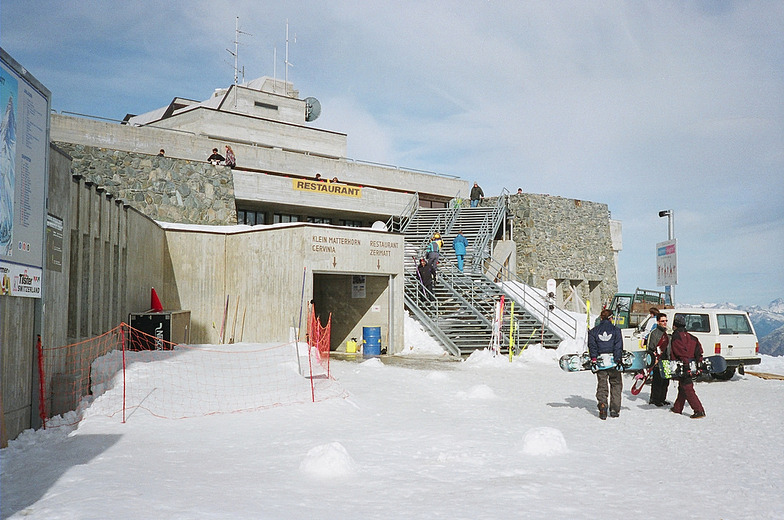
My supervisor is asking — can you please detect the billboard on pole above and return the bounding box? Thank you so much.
[656,239,678,287]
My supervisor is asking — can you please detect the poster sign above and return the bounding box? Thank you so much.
[352,275,366,298]
[1,50,50,298]
[656,239,678,286]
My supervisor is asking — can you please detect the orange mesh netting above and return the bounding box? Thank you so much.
[36,323,345,428]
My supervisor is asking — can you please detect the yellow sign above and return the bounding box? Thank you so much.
[293,179,362,198]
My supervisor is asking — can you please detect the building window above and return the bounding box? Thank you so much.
[237,209,265,225]
[339,219,364,228]
[273,213,300,224]
[308,216,332,224]
[254,101,278,111]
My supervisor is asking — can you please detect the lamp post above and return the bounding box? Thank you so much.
[658,210,674,304]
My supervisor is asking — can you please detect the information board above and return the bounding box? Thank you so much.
[656,239,678,287]
[0,49,50,298]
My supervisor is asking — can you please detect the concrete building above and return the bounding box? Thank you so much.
[3,68,623,445]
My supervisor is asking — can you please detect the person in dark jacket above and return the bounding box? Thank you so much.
[646,313,671,407]
[425,233,442,282]
[669,315,706,419]
[416,258,435,302]
[588,309,624,419]
[207,148,225,165]
[469,182,484,207]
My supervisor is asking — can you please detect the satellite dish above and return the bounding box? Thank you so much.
[304,97,321,122]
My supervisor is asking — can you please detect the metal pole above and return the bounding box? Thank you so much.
[659,210,675,304]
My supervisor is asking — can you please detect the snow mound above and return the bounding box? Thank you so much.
[463,348,506,367]
[521,427,568,456]
[300,442,358,478]
[425,371,450,381]
[517,344,556,364]
[457,384,496,400]
[358,357,384,368]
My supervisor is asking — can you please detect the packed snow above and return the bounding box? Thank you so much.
[2,313,783,519]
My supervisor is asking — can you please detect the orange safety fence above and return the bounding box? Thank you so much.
[305,306,332,401]
[36,323,345,429]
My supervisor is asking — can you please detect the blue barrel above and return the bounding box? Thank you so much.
[362,326,382,356]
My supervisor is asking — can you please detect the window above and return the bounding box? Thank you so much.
[273,214,300,224]
[674,313,711,333]
[237,209,265,225]
[254,101,278,111]
[308,216,331,224]
[717,314,753,335]
[339,219,364,228]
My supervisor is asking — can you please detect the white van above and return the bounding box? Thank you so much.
[621,307,760,380]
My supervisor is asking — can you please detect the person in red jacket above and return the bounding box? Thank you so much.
[669,315,706,419]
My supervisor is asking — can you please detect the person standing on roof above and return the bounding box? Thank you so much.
[224,145,236,168]
[452,230,468,272]
[207,148,225,165]
[470,182,484,207]
[588,309,624,420]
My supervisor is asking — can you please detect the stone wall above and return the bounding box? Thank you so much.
[504,193,619,307]
[55,143,236,225]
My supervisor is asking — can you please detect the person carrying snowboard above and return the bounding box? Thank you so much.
[588,309,624,420]
[669,315,706,419]
[646,312,671,407]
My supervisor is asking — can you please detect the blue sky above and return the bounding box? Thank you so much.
[3,1,782,307]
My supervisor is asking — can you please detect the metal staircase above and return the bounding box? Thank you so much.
[400,195,563,356]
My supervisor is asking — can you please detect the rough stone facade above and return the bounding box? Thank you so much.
[55,143,236,225]
[503,193,619,307]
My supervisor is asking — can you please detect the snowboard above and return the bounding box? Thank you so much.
[559,350,652,373]
[657,355,728,379]
[631,349,663,395]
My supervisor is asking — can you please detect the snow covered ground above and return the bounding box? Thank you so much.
[2,315,783,519]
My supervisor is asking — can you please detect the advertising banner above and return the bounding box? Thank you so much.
[1,50,50,298]
[656,239,678,287]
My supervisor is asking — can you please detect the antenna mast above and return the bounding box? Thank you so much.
[284,20,296,96]
[226,16,252,107]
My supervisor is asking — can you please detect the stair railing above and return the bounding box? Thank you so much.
[386,192,419,233]
[482,256,578,340]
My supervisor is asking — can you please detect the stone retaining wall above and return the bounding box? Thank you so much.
[503,192,618,305]
[55,143,236,225]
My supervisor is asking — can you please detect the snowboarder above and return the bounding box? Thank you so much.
[646,313,671,407]
[669,315,706,419]
[452,230,468,272]
[416,258,435,302]
[588,309,623,419]
[470,182,484,207]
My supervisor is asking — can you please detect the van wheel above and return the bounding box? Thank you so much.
[711,367,736,381]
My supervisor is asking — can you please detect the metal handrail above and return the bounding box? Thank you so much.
[469,191,508,270]
[483,256,578,340]
[386,192,419,233]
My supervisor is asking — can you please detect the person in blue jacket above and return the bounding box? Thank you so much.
[452,230,468,272]
[588,308,624,419]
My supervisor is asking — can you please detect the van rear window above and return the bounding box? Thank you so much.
[674,313,711,333]
[717,314,753,335]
